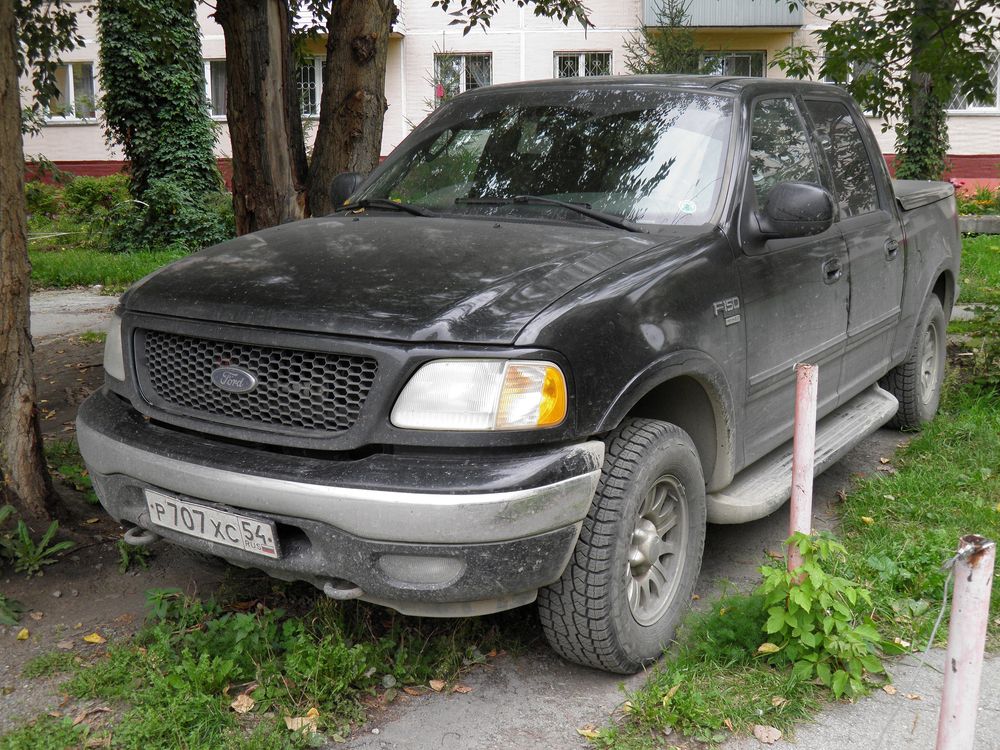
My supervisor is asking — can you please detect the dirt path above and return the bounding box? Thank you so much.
[1,320,906,747]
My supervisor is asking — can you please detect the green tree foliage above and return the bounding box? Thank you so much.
[14,1,83,118]
[773,1,1000,180]
[623,0,704,75]
[97,0,220,197]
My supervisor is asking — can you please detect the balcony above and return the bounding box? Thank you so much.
[644,0,804,28]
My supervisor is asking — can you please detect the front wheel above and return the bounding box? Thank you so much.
[538,418,706,673]
[880,294,947,430]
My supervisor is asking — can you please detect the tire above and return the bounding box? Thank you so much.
[879,295,947,430]
[537,418,707,673]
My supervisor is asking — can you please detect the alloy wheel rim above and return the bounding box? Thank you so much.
[626,474,688,626]
[920,321,940,405]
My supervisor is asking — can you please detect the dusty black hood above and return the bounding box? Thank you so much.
[124,214,685,344]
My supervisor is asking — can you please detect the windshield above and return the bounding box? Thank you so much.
[359,88,734,226]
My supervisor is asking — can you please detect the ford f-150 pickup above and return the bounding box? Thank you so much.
[78,76,960,673]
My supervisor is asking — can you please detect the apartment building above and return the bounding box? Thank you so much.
[22,1,1000,186]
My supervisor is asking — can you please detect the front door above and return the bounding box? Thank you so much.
[736,96,850,466]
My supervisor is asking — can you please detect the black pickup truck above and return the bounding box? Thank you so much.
[78,76,960,673]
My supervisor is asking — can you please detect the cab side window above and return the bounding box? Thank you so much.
[749,97,819,209]
[804,99,879,217]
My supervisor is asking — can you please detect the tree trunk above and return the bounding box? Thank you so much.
[0,2,57,521]
[307,0,397,217]
[894,0,954,180]
[214,0,308,234]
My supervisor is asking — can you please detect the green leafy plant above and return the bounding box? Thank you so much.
[116,539,151,573]
[757,533,884,699]
[0,593,26,626]
[0,514,75,577]
[45,440,99,505]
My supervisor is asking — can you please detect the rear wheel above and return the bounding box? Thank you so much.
[538,418,706,673]
[880,294,946,430]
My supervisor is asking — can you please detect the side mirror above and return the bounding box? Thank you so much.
[756,182,835,239]
[330,172,366,207]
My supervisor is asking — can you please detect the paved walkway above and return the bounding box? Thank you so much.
[30,289,118,340]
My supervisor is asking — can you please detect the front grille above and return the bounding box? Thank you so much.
[138,330,378,434]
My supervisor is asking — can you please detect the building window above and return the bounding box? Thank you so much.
[948,53,999,112]
[205,60,227,118]
[434,54,492,106]
[48,62,97,120]
[702,51,766,78]
[554,52,612,78]
[297,58,325,116]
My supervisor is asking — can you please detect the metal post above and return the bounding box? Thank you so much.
[787,363,818,573]
[936,535,996,750]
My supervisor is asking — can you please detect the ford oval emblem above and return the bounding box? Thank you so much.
[211,366,258,394]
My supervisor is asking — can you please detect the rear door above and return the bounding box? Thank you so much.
[736,96,850,466]
[803,98,904,402]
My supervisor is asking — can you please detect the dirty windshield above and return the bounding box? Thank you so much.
[359,88,734,226]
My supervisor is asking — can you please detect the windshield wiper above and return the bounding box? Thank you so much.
[455,195,645,233]
[336,197,436,218]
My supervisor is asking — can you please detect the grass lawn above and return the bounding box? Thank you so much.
[29,248,187,293]
[959,234,1000,305]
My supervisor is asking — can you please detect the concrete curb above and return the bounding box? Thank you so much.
[959,215,1000,234]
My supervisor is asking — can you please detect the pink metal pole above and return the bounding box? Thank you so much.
[787,363,818,573]
[936,535,996,750]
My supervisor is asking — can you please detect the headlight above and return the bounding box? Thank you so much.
[391,359,567,431]
[103,314,125,381]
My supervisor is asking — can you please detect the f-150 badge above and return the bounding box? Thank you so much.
[713,297,741,326]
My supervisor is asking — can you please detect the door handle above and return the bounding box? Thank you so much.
[885,238,900,260]
[822,257,843,284]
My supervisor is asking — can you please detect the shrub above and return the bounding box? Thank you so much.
[111,178,235,253]
[24,181,62,217]
[62,174,131,221]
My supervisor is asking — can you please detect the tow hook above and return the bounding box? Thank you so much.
[322,580,364,601]
[123,526,161,547]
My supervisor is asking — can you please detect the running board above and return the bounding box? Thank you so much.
[707,385,899,524]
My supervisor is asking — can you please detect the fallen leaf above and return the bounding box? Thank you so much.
[905,693,922,701]
[691,593,700,600]
[73,707,111,726]
[879,457,891,464]
[883,685,898,695]
[384,687,398,703]
[661,684,681,706]
[84,518,99,525]
[29,611,44,621]
[883,494,896,501]
[771,696,789,708]
[452,684,473,694]
[285,707,320,733]
[576,726,600,739]
[47,711,62,718]
[835,489,847,502]
[428,679,446,692]
[402,686,428,697]
[861,516,875,525]
[622,700,634,714]
[230,693,255,714]
[753,724,782,744]
[485,649,498,658]
[757,642,781,654]
[83,632,106,644]
[893,637,912,649]
[765,549,784,560]
[56,640,75,651]
[16,628,28,640]
[724,718,735,732]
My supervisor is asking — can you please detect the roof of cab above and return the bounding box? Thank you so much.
[467,74,847,98]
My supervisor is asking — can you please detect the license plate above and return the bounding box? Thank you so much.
[144,490,281,559]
